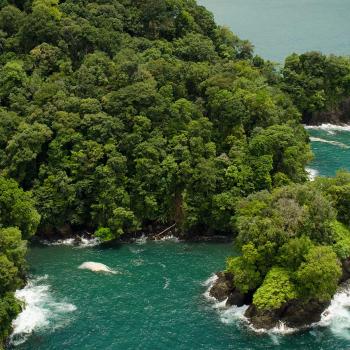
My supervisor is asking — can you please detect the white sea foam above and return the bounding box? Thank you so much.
[77,237,100,247]
[78,262,117,274]
[163,277,171,289]
[156,235,180,242]
[306,167,319,181]
[41,237,100,247]
[11,276,76,346]
[248,321,297,335]
[316,283,350,340]
[202,273,218,287]
[304,123,350,133]
[309,136,350,148]
[135,234,147,245]
[305,124,350,133]
[219,304,249,325]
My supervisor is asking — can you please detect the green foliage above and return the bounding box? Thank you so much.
[228,180,348,309]
[278,236,314,270]
[282,52,350,119]
[226,243,261,294]
[296,246,341,301]
[94,227,113,242]
[314,171,350,227]
[0,0,311,240]
[330,220,350,259]
[0,293,21,344]
[253,267,298,311]
[0,176,40,239]
[0,177,38,345]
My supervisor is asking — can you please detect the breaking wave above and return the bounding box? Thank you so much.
[309,136,349,148]
[41,237,100,248]
[305,123,350,134]
[156,235,180,242]
[202,274,249,329]
[11,275,76,346]
[316,282,350,340]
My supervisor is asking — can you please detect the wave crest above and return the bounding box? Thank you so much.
[11,276,76,346]
[309,136,349,148]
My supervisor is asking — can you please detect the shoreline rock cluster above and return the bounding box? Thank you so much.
[208,270,349,330]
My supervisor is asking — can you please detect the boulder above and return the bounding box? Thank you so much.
[341,258,350,282]
[209,272,234,301]
[245,299,330,330]
[226,290,246,307]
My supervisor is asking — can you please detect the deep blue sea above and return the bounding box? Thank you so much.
[9,2,350,349]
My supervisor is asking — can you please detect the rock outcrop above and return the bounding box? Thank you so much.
[304,97,350,125]
[208,271,334,330]
[209,272,252,307]
[245,299,329,330]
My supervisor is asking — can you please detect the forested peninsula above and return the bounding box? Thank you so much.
[1,0,350,346]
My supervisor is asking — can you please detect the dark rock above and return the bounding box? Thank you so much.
[304,97,350,125]
[341,258,350,282]
[209,271,253,307]
[209,272,234,301]
[226,289,246,307]
[57,223,73,237]
[245,299,330,330]
[281,299,330,328]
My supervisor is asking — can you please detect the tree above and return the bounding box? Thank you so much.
[253,267,298,310]
[296,246,341,301]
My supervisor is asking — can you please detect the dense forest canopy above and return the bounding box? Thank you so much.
[0,0,311,241]
[1,0,350,345]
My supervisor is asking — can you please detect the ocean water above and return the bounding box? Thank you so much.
[9,239,350,350]
[198,0,350,62]
[307,125,350,177]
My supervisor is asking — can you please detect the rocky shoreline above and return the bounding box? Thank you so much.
[31,223,233,246]
[303,97,350,125]
[208,261,350,331]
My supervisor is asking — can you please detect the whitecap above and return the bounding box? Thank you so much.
[76,237,100,248]
[304,123,350,134]
[202,274,218,287]
[309,136,349,148]
[163,277,171,290]
[135,235,147,245]
[11,276,76,346]
[78,262,117,274]
[202,274,218,301]
[156,235,180,242]
[316,283,350,340]
[248,321,297,335]
[41,238,75,246]
[41,237,100,248]
[219,304,249,324]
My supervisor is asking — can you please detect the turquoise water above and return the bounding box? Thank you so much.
[198,0,350,62]
[308,127,350,177]
[10,240,350,349]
